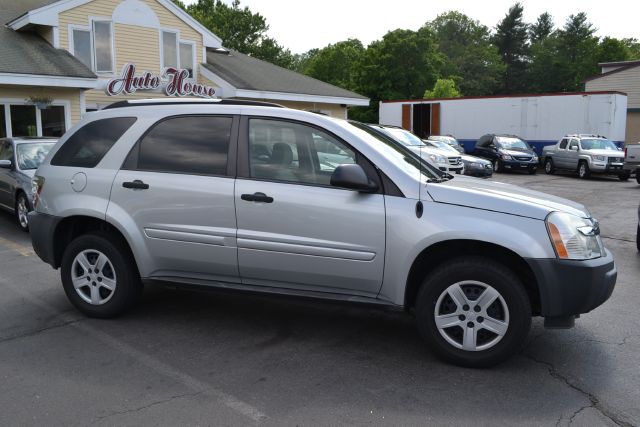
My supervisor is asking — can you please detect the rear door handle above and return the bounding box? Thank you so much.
[122,180,149,190]
[241,192,273,203]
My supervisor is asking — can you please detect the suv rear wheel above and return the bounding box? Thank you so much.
[415,257,531,368]
[61,232,142,318]
[492,159,501,173]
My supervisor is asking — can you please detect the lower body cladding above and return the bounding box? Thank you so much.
[525,249,617,328]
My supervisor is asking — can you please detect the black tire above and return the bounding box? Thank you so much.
[415,257,531,368]
[15,192,31,232]
[636,169,640,185]
[578,161,590,179]
[61,232,142,318]
[492,159,501,173]
[618,171,630,181]
[544,158,555,175]
[637,224,640,253]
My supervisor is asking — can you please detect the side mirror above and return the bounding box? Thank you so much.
[0,159,12,169]
[330,164,378,193]
[570,146,579,151]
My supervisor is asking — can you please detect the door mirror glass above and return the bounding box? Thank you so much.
[330,164,378,192]
[570,145,579,151]
[0,159,12,169]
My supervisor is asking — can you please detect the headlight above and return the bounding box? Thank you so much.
[532,155,538,162]
[469,162,480,167]
[592,155,605,162]
[428,154,447,164]
[546,212,602,260]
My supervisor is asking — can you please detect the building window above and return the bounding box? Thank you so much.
[161,30,178,69]
[93,20,114,72]
[72,28,92,69]
[179,42,194,77]
[10,105,37,137]
[0,106,6,138]
[41,106,66,137]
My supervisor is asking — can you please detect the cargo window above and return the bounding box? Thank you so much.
[135,116,232,176]
[51,117,136,168]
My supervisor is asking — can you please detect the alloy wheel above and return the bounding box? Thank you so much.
[17,196,29,229]
[71,250,117,305]
[434,281,509,351]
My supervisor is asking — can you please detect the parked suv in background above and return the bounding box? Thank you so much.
[0,137,56,231]
[542,134,627,180]
[474,134,538,174]
[30,99,616,368]
[623,142,640,184]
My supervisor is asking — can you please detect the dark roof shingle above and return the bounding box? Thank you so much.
[0,0,59,24]
[204,49,368,101]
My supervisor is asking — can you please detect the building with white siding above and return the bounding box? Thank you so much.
[585,60,640,144]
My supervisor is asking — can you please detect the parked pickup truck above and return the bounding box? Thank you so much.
[542,134,628,180]
[623,143,640,184]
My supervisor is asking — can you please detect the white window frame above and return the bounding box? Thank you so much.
[90,17,115,74]
[68,24,94,70]
[160,29,180,71]
[179,40,196,78]
[0,98,71,138]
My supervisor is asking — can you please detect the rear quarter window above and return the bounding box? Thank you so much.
[51,117,136,167]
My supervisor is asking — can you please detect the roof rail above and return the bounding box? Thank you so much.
[102,98,285,110]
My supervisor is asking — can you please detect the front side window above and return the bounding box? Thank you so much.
[51,117,136,168]
[16,142,56,170]
[179,42,194,77]
[136,116,232,175]
[41,106,66,137]
[249,119,356,186]
[569,140,579,150]
[162,31,178,69]
[10,105,37,137]
[93,21,113,72]
[72,28,92,69]
[0,141,12,161]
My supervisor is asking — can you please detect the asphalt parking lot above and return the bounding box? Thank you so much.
[0,171,638,426]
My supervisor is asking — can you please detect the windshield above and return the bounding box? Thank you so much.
[495,136,530,150]
[424,140,458,153]
[429,136,459,146]
[379,127,425,147]
[580,138,619,151]
[347,122,441,180]
[16,142,55,170]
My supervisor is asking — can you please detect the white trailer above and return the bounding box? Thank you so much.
[378,91,628,155]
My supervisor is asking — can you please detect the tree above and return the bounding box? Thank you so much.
[423,79,461,99]
[529,12,554,43]
[351,27,441,122]
[493,3,530,93]
[175,0,294,68]
[427,11,504,96]
[300,39,365,91]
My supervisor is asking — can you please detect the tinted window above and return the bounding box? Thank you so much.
[51,117,136,168]
[137,116,232,175]
[559,139,568,149]
[249,119,356,186]
[0,141,12,161]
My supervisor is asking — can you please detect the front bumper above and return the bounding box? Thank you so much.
[28,211,61,268]
[464,162,493,177]
[502,159,538,171]
[590,161,625,173]
[525,249,616,319]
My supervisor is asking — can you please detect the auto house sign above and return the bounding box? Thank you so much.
[106,63,217,98]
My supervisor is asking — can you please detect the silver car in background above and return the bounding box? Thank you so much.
[0,137,56,231]
[423,139,493,178]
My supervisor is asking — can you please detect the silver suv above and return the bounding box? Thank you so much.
[29,99,616,368]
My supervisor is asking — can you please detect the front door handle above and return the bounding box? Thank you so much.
[241,192,273,203]
[122,180,149,190]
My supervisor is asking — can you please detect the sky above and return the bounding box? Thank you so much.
[182,0,640,54]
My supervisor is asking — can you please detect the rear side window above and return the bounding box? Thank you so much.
[559,139,568,149]
[51,117,136,167]
[135,116,232,175]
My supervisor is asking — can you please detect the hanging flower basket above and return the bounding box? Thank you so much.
[26,95,53,110]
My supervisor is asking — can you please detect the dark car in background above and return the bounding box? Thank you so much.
[0,137,57,231]
[423,139,493,178]
[427,135,465,154]
[474,134,538,174]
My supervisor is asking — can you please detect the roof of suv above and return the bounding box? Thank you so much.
[102,98,285,110]
[564,134,608,139]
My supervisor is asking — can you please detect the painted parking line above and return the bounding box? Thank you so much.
[0,236,34,257]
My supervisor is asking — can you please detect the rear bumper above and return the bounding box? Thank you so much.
[525,249,616,319]
[28,211,61,268]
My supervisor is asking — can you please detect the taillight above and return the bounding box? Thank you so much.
[32,175,45,208]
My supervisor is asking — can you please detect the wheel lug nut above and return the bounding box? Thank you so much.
[474,306,481,312]
[92,282,96,286]
[477,317,484,323]
[458,315,466,321]
[467,321,474,328]
[462,304,470,311]
[94,269,99,274]
[86,277,90,281]
[97,277,102,282]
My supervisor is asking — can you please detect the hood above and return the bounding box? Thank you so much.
[584,149,623,158]
[407,146,459,158]
[426,175,589,220]
[20,169,36,179]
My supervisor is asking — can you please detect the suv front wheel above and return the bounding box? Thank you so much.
[61,232,142,318]
[415,257,531,368]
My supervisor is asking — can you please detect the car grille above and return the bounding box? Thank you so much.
[607,157,623,163]
[514,156,532,161]
[448,157,462,166]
